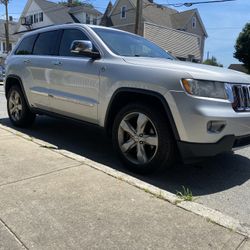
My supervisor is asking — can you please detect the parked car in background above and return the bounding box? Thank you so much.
[0,65,5,82]
[4,24,250,174]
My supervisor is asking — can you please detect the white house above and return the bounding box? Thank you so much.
[0,19,20,63]
[16,0,102,33]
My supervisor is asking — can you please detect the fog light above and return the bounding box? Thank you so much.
[207,121,226,133]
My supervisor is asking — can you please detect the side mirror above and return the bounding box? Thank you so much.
[70,40,100,59]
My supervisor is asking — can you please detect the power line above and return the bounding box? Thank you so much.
[206,26,243,29]
[161,0,236,7]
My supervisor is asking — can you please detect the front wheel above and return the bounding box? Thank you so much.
[112,103,176,174]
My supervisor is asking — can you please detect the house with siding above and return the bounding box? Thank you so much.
[101,0,208,62]
[16,0,102,33]
[228,64,249,74]
[0,19,20,63]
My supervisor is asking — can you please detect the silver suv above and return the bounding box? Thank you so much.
[4,24,250,173]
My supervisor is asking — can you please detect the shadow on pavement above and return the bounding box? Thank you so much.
[1,116,250,197]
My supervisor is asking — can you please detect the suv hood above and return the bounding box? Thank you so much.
[123,57,250,84]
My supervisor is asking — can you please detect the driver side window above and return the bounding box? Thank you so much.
[59,29,89,57]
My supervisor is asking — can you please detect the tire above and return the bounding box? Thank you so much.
[7,85,36,127]
[112,102,176,174]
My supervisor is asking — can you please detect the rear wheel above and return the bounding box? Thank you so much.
[7,85,36,127]
[112,103,176,174]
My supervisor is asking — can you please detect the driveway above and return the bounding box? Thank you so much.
[0,85,250,226]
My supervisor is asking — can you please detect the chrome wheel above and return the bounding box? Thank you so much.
[118,112,158,165]
[8,90,23,122]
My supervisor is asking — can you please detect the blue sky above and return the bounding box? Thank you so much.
[0,0,249,67]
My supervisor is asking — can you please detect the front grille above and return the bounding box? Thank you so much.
[231,85,250,112]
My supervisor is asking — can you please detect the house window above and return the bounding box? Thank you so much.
[39,12,43,22]
[30,15,34,24]
[86,13,90,24]
[3,42,6,52]
[192,16,196,29]
[121,6,127,19]
[34,14,39,23]
[93,18,97,25]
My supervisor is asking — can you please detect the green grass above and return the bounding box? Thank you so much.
[176,186,194,201]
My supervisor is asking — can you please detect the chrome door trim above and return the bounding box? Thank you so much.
[49,89,98,107]
[30,86,49,97]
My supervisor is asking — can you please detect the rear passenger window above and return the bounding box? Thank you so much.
[33,30,60,56]
[59,29,89,57]
[15,34,37,55]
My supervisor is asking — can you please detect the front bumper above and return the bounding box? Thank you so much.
[165,90,250,161]
[178,134,250,163]
[166,91,250,144]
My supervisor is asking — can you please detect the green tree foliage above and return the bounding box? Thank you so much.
[234,23,250,73]
[203,56,223,67]
[58,0,93,8]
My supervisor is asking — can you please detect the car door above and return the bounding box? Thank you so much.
[27,30,61,111]
[48,28,100,124]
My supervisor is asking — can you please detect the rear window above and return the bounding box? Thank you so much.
[15,34,37,55]
[33,30,60,56]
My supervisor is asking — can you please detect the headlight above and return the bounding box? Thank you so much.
[181,79,228,100]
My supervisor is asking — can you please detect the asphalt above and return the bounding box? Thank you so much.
[0,122,248,249]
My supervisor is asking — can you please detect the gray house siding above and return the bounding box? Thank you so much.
[144,22,201,61]
[110,0,136,27]
[107,0,207,62]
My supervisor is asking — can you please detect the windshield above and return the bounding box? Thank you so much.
[92,28,175,60]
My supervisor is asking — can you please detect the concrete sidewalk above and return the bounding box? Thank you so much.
[0,127,248,249]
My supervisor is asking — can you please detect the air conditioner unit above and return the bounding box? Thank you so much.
[21,16,32,26]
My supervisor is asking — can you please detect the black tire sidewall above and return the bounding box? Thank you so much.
[112,103,175,174]
[7,85,35,127]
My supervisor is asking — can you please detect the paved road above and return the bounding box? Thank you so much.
[0,85,250,226]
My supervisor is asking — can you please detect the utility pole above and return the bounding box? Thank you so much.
[1,0,10,53]
[134,0,143,35]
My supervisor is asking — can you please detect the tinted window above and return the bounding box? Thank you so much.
[59,29,89,57]
[15,34,37,55]
[33,30,60,56]
[92,28,175,60]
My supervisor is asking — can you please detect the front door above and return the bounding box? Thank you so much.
[49,28,100,124]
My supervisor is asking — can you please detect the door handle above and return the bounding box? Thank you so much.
[52,61,62,66]
[23,59,30,64]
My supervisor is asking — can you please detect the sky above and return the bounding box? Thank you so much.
[0,0,249,67]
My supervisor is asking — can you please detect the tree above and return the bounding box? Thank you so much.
[58,0,94,8]
[234,23,250,73]
[203,56,223,67]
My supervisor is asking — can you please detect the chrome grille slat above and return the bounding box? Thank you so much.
[231,84,250,112]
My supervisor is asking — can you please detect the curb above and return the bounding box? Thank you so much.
[0,123,250,238]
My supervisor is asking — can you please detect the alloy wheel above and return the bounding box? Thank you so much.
[8,90,23,122]
[118,112,158,165]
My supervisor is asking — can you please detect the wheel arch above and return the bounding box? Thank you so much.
[5,75,30,106]
[104,88,180,140]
